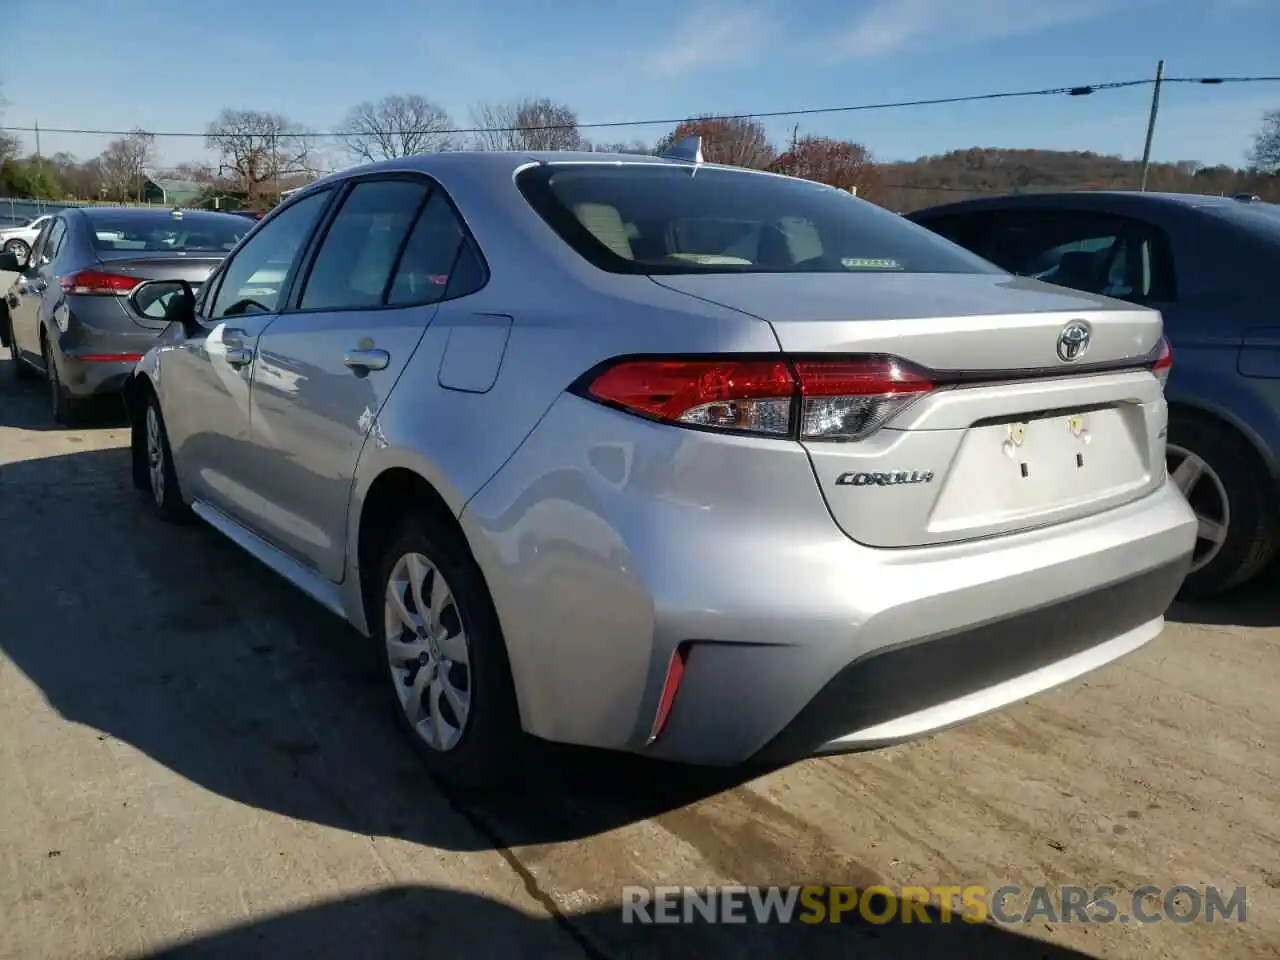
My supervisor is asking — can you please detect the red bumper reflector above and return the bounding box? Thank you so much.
[79,354,144,363]
[647,642,689,744]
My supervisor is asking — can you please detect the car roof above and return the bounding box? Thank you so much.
[74,207,247,223]
[907,190,1271,219]
[295,149,782,198]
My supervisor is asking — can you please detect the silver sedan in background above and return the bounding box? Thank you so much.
[124,147,1195,788]
[1,207,249,423]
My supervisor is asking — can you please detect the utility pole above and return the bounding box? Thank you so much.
[1138,59,1164,192]
[790,123,799,153]
[33,120,41,168]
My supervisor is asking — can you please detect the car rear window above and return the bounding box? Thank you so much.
[88,213,249,253]
[516,163,1001,276]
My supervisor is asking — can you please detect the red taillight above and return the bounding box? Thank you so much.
[586,359,795,435]
[1152,338,1173,382]
[59,270,140,296]
[580,355,933,441]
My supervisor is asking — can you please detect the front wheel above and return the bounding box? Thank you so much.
[375,515,526,789]
[1168,413,1277,601]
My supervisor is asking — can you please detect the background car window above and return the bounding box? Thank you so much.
[42,219,68,264]
[88,213,247,253]
[25,222,54,267]
[387,193,485,305]
[210,190,330,319]
[982,212,1174,302]
[298,179,429,311]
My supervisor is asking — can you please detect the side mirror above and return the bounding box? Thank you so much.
[0,250,24,272]
[128,279,200,337]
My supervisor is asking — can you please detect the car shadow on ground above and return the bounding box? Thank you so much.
[129,884,1098,960]
[0,434,798,854]
[1165,564,1280,628]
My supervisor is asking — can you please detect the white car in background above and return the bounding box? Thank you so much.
[0,214,52,264]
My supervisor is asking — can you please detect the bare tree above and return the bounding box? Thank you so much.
[769,136,881,198]
[0,80,21,164]
[336,95,455,162]
[161,160,218,184]
[469,98,583,152]
[586,140,652,154]
[205,109,312,205]
[655,116,775,169]
[98,129,156,201]
[1250,108,1280,173]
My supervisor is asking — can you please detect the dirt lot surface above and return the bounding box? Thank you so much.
[1,319,1277,958]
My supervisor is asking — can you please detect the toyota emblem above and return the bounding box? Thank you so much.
[1057,321,1092,362]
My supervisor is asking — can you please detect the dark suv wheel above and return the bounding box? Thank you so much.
[1168,411,1277,600]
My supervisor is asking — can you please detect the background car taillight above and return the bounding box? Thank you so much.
[578,355,934,441]
[1152,337,1173,386]
[59,270,141,296]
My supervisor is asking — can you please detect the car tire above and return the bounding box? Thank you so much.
[3,306,36,380]
[1168,411,1277,601]
[374,513,526,790]
[141,391,191,523]
[43,336,89,425]
[3,239,29,263]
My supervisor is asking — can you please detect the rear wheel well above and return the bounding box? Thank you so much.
[356,468,474,616]
[1167,401,1276,486]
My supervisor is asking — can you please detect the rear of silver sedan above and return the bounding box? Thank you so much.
[458,160,1197,767]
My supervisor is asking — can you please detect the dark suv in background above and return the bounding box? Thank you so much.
[909,192,1280,599]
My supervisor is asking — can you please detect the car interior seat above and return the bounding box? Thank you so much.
[573,203,634,259]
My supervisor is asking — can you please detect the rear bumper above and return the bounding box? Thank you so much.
[462,394,1199,767]
[54,351,139,397]
[751,555,1187,764]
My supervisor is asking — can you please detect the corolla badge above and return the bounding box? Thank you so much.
[1057,321,1092,362]
[836,470,934,487]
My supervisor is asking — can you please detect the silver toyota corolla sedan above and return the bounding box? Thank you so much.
[123,145,1197,787]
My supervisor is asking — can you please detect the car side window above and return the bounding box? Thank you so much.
[43,219,68,264]
[26,222,54,268]
[209,190,331,320]
[298,179,430,312]
[915,212,996,259]
[982,212,1175,303]
[387,192,487,306]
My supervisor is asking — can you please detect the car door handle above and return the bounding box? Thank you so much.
[344,348,390,372]
[224,345,253,367]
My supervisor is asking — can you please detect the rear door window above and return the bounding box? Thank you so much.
[981,211,1176,303]
[387,192,486,305]
[297,179,430,312]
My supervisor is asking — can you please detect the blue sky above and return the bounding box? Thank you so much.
[3,0,1277,172]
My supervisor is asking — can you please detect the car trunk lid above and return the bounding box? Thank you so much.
[651,271,1168,547]
[91,254,223,330]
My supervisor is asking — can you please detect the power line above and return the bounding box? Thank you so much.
[2,75,1277,141]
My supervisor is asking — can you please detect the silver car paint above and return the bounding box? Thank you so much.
[136,151,1197,765]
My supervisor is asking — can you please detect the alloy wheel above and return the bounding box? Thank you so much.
[384,552,472,751]
[1167,443,1230,574]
